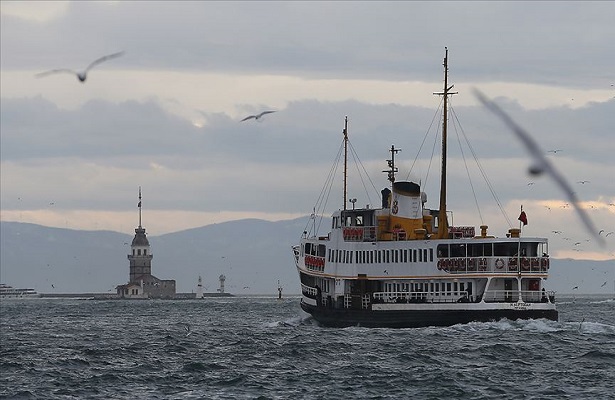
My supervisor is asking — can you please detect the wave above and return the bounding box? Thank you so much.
[575,321,615,334]
[263,313,313,328]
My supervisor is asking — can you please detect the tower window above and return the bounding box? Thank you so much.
[143,249,147,255]
[138,249,141,255]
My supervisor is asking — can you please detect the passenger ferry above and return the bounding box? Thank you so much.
[292,49,558,328]
[0,283,40,299]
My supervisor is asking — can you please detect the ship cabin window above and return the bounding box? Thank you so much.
[341,210,374,227]
[450,244,465,257]
[493,242,540,257]
[304,243,326,257]
[413,249,417,262]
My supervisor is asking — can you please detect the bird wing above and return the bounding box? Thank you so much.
[241,115,256,122]
[35,69,77,78]
[257,110,276,118]
[473,89,605,246]
[84,51,125,72]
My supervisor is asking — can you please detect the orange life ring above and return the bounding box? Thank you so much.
[437,260,443,270]
[495,258,505,269]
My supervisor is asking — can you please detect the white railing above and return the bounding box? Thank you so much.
[342,226,378,242]
[372,291,469,304]
[437,256,550,274]
[301,283,318,297]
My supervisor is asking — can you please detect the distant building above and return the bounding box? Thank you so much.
[116,187,176,299]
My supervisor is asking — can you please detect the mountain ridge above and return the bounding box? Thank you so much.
[1,220,613,295]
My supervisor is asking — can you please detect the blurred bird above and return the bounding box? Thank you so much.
[547,149,562,154]
[35,51,125,82]
[577,180,590,184]
[601,281,607,287]
[241,110,276,122]
[473,89,605,246]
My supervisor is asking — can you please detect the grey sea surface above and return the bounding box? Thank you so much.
[1,295,614,399]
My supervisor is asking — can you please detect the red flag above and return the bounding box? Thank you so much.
[518,211,528,226]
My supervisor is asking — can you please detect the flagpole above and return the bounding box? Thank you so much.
[517,205,523,282]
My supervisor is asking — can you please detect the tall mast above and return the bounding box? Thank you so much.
[435,47,457,239]
[343,116,348,211]
[385,144,401,187]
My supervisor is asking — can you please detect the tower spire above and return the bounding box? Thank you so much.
[138,186,142,228]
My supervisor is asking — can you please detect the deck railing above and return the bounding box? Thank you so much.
[437,256,550,274]
[342,226,378,242]
[372,291,473,304]
[301,283,318,297]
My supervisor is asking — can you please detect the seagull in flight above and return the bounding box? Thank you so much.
[547,149,562,154]
[241,110,276,122]
[36,51,125,82]
[577,180,590,184]
[473,89,605,246]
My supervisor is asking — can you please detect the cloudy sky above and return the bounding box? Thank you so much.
[1,1,614,261]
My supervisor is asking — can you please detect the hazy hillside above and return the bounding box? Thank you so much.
[0,219,307,295]
[1,220,613,295]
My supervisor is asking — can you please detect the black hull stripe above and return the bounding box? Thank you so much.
[301,302,558,328]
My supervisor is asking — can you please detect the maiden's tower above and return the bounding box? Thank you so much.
[116,188,176,299]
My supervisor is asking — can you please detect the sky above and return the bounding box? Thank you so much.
[1,1,614,261]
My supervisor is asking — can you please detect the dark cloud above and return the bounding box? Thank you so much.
[2,2,614,86]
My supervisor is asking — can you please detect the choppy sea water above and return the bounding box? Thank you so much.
[1,296,614,399]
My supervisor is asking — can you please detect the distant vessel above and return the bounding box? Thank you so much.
[0,284,40,299]
[292,49,558,328]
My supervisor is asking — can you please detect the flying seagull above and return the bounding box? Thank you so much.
[35,51,125,82]
[473,89,605,246]
[241,110,276,122]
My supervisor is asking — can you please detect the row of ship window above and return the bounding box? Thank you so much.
[328,248,434,264]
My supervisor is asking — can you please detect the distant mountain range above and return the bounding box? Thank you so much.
[1,220,613,295]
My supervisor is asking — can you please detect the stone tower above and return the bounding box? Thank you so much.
[128,187,153,282]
